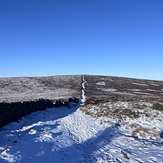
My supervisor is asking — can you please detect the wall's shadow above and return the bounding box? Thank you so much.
[0,98,80,128]
[16,125,120,163]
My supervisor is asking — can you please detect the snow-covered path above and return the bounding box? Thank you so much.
[0,104,163,163]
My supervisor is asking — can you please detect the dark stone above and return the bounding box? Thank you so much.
[0,98,80,127]
[54,100,63,107]
[0,99,54,127]
[160,130,163,139]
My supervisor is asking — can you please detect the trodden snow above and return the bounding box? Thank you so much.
[0,103,163,163]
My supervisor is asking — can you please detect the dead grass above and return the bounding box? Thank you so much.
[113,109,140,118]
[152,103,163,112]
[133,103,147,109]
[131,124,159,139]
[81,102,150,119]
[121,151,130,160]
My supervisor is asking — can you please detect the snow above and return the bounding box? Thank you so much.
[132,82,148,86]
[128,89,141,91]
[0,102,163,163]
[149,83,160,87]
[98,88,117,92]
[96,82,105,86]
[113,92,135,96]
[133,91,151,96]
[147,89,160,92]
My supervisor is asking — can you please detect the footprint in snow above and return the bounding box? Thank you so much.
[148,156,157,162]
[134,158,144,163]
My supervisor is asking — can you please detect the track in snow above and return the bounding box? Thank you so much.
[0,103,163,163]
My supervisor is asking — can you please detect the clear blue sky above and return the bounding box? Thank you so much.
[0,0,163,80]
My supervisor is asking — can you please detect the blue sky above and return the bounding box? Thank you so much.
[0,0,163,80]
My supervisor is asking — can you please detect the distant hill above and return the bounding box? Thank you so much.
[0,75,163,103]
[0,75,81,103]
[84,75,163,104]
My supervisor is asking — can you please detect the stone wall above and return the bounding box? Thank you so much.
[0,98,80,127]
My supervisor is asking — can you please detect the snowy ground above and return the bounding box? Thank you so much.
[0,102,163,163]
